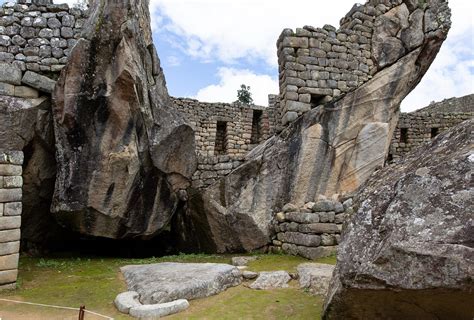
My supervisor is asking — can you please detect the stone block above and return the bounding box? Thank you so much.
[282,37,308,48]
[3,176,22,189]
[0,82,15,96]
[0,62,22,85]
[0,229,20,243]
[0,151,23,165]
[14,85,40,98]
[296,245,337,260]
[282,232,321,247]
[286,100,311,113]
[21,71,56,93]
[0,203,2,215]
[0,216,21,230]
[4,202,21,216]
[286,212,320,224]
[298,223,339,234]
[0,282,16,291]
[0,189,22,203]
[312,199,335,212]
[0,241,19,256]
[0,269,17,285]
[0,253,19,271]
[0,165,22,176]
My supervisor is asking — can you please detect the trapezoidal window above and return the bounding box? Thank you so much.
[431,127,439,138]
[215,121,228,155]
[400,128,408,143]
[251,110,263,144]
[310,94,325,109]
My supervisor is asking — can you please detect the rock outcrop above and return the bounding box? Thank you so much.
[323,119,474,319]
[177,0,452,253]
[51,0,196,238]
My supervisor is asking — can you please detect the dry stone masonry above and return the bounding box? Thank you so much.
[389,94,473,161]
[0,0,86,97]
[173,98,277,189]
[270,197,354,260]
[0,150,22,290]
[276,0,448,125]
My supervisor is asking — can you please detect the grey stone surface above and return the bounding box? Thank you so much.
[242,271,258,280]
[0,241,20,256]
[231,256,257,266]
[0,63,21,85]
[249,271,291,290]
[21,71,56,93]
[114,291,141,314]
[51,0,197,239]
[297,263,335,295]
[121,263,241,304]
[0,230,20,243]
[129,299,190,319]
[324,119,474,319]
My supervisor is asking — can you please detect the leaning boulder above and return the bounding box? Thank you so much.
[51,0,196,238]
[297,263,335,296]
[323,119,474,319]
[177,0,451,253]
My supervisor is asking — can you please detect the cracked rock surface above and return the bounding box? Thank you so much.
[323,119,474,319]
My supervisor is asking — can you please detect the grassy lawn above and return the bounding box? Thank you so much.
[0,253,336,319]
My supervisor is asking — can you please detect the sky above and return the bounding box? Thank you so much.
[62,0,473,112]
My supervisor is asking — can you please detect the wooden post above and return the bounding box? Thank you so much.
[78,305,85,320]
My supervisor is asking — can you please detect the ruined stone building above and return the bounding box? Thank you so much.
[389,93,473,160]
[0,0,458,290]
[173,98,278,189]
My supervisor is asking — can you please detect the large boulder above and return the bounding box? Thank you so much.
[323,119,474,319]
[175,0,451,253]
[51,0,196,238]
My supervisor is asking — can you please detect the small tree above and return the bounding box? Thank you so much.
[236,84,253,104]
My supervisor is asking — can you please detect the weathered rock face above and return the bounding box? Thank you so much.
[0,95,67,252]
[323,119,474,319]
[52,0,196,238]
[177,0,451,253]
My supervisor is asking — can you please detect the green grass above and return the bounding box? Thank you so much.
[0,253,337,319]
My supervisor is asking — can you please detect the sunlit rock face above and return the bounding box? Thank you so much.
[323,118,473,319]
[177,0,452,253]
[52,0,196,238]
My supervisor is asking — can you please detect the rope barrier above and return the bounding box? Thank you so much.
[0,298,114,319]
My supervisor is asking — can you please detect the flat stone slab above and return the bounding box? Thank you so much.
[115,291,141,314]
[297,263,335,295]
[121,262,241,304]
[129,299,189,319]
[249,271,291,290]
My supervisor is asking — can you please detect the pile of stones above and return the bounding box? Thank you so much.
[270,197,354,259]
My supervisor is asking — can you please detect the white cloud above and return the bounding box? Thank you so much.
[152,0,473,111]
[193,68,278,106]
[150,0,358,66]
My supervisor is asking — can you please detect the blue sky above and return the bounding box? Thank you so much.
[148,0,474,112]
[48,0,474,111]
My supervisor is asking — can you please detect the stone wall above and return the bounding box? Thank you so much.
[270,197,354,260]
[173,97,278,189]
[276,0,431,125]
[389,111,473,161]
[416,93,474,113]
[0,150,22,290]
[0,0,86,96]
